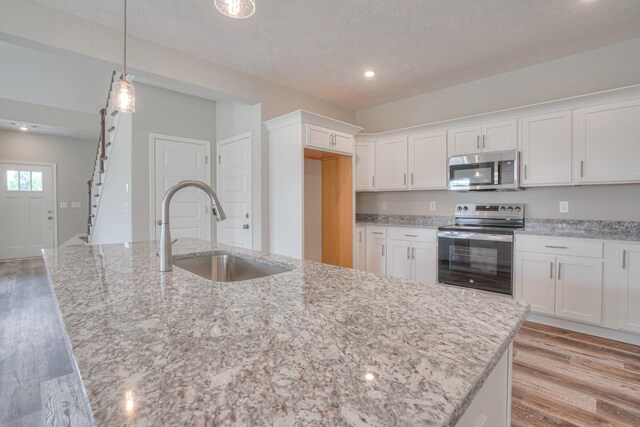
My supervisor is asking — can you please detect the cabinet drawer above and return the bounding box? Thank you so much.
[366,226,387,239]
[516,235,603,258]
[388,227,437,243]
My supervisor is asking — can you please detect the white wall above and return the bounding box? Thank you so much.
[131,83,216,242]
[0,129,95,244]
[356,38,640,133]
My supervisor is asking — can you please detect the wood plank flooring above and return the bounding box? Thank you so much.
[512,321,640,427]
[0,258,92,427]
[2,259,639,426]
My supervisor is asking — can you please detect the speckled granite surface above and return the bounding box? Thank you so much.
[516,219,640,241]
[43,239,529,426]
[356,214,453,229]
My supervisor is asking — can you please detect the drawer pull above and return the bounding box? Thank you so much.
[558,262,562,280]
[404,234,418,237]
[545,245,568,249]
[622,249,627,269]
[412,248,416,260]
[550,262,554,279]
[407,247,410,259]
[372,232,384,235]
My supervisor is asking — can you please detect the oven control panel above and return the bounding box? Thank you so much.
[454,204,524,220]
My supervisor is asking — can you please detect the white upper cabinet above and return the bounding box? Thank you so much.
[447,125,482,156]
[305,124,354,155]
[355,141,376,191]
[447,120,517,156]
[408,131,447,190]
[519,111,572,186]
[575,99,640,184]
[375,137,408,190]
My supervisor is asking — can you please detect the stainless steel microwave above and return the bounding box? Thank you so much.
[448,150,521,191]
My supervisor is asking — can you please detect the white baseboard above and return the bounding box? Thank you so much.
[527,313,640,346]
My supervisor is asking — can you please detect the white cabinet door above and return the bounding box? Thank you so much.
[555,256,603,325]
[412,242,437,285]
[519,111,572,186]
[355,227,366,271]
[306,124,333,151]
[516,252,556,315]
[618,244,640,333]
[387,239,412,280]
[481,119,518,152]
[447,125,481,156]
[375,137,408,190]
[355,141,376,191]
[366,237,386,276]
[408,131,447,190]
[333,131,354,154]
[576,99,640,184]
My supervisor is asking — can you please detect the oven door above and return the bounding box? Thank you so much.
[437,231,513,295]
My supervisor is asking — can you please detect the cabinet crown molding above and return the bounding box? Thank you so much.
[264,109,363,135]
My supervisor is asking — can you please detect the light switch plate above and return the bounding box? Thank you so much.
[559,201,569,213]
[430,201,437,211]
[71,202,81,208]
[59,202,68,209]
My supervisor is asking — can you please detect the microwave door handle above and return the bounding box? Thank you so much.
[494,161,500,185]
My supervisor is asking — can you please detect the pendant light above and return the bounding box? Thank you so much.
[215,0,255,19]
[113,0,135,113]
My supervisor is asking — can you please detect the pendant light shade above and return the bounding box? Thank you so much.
[114,0,135,113]
[215,0,255,19]
[113,78,135,113]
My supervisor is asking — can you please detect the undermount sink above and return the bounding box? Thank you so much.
[173,254,290,282]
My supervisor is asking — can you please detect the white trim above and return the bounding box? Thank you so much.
[148,133,212,241]
[528,313,640,346]
[216,131,253,249]
[264,109,363,134]
[0,160,58,250]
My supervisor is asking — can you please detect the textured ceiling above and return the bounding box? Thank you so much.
[32,0,640,110]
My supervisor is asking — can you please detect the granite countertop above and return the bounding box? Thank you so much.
[43,239,529,426]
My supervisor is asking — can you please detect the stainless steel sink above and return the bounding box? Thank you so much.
[173,254,290,282]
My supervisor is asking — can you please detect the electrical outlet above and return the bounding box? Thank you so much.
[71,202,81,208]
[430,201,437,211]
[381,202,388,211]
[559,201,569,214]
[59,202,68,209]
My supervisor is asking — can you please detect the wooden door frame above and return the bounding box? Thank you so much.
[0,160,58,251]
[216,131,253,249]
[148,133,212,241]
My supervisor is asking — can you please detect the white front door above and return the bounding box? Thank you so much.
[216,133,252,249]
[153,136,210,241]
[0,163,55,260]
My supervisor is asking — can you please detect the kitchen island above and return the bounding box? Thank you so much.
[43,239,529,426]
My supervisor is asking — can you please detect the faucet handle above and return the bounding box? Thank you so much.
[156,239,178,257]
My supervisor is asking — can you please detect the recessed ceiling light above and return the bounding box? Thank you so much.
[364,70,376,78]
[19,125,29,131]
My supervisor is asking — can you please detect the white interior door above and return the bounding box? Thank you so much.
[0,163,55,260]
[153,137,210,241]
[217,133,252,249]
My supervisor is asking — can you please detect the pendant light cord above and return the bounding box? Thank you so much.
[123,0,127,79]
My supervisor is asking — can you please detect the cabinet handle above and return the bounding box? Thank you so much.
[482,134,486,148]
[404,173,407,185]
[550,262,554,279]
[407,247,410,260]
[358,231,362,243]
[558,262,562,280]
[411,173,414,186]
[382,244,385,256]
[476,135,480,149]
[372,232,384,235]
[404,234,418,237]
[545,245,568,249]
[412,248,416,260]
[580,161,584,178]
[622,249,627,269]
[372,176,375,187]
[524,164,528,180]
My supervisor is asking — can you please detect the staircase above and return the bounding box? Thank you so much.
[86,71,123,244]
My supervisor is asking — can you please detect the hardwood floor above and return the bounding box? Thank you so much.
[0,258,92,427]
[512,321,640,427]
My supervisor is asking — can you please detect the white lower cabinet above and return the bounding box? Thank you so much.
[365,227,387,275]
[385,228,437,284]
[618,244,640,333]
[555,256,603,324]
[412,242,438,285]
[515,236,604,326]
[387,239,413,280]
[355,227,366,271]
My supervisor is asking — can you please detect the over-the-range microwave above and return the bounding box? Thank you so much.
[448,149,521,191]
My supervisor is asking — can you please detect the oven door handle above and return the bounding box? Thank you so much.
[437,231,513,242]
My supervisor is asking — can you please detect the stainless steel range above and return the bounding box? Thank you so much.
[437,203,524,295]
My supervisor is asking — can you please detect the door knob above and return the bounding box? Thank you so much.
[243,224,250,229]
[47,216,54,220]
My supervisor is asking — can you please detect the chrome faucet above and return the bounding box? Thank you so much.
[159,180,226,272]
